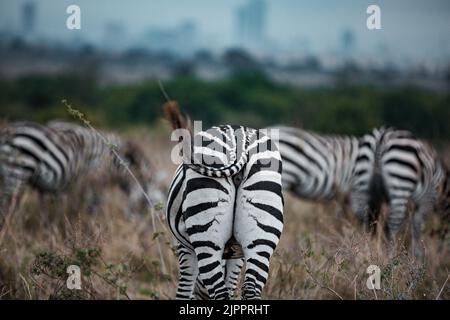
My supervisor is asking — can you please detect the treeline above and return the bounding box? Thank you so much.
[1,72,449,140]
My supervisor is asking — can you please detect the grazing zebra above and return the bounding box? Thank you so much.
[165,102,284,300]
[270,126,385,229]
[0,121,158,226]
[46,120,164,214]
[375,128,450,257]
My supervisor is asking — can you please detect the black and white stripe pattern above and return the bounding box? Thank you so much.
[47,121,163,214]
[186,125,256,178]
[167,125,284,300]
[375,128,450,257]
[0,121,156,222]
[176,243,245,300]
[271,126,384,227]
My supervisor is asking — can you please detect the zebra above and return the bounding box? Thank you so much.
[0,121,159,227]
[375,128,450,258]
[270,125,385,230]
[271,125,449,257]
[46,120,165,214]
[164,101,284,300]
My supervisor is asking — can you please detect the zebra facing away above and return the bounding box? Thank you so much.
[376,128,450,258]
[266,125,449,258]
[270,125,385,230]
[0,121,158,227]
[165,102,284,300]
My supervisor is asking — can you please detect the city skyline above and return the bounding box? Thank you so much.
[0,0,449,67]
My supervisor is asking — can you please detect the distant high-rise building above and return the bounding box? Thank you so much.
[22,1,36,36]
[235,0,267,51]
[341,28,355,58]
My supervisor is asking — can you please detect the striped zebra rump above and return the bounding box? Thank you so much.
[167,124,284,300]
[375,128,448,257]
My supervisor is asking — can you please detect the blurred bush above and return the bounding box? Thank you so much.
[0,71,449,140]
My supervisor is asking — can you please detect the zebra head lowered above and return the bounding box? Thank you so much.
[112,139,167,217]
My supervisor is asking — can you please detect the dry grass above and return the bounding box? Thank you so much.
[0,127,449,300]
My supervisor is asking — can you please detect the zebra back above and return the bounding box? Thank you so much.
[46,120,123,175]
[0,121,80,191]
[186,125,258,178]
[47,121,158,205]
[272,125,362,199]
[376,127,442,191]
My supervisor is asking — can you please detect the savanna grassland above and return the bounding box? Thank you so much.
[0,126,448,300]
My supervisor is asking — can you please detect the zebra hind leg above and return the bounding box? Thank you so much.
[224,258,244,298]
[411,200,433,262]
[190,226,233,300]
[0,175,24,231]
[385,197,410,257]
[193,277,209,300]
[193,257,244,300]
[350,191,371,232]
[234,177,284,299]
[175,244,199,300]
[183,174,235,300]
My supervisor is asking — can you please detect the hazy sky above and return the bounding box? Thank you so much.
[1,0,449,64]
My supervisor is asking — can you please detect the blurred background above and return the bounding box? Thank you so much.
[1,1,449,300]
[0,0,449,138]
